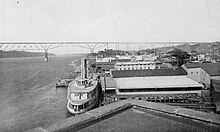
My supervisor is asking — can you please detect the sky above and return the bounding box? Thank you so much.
[0,0,220,54]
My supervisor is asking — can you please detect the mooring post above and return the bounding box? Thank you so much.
[44,49,48,62]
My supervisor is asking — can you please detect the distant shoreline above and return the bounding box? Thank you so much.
[0,55,54,60]
[56,53,88,57]
[0,53,87,60]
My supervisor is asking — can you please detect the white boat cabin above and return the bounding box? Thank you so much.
[75,79,93,88]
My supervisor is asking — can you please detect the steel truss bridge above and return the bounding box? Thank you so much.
[0,42,210,61]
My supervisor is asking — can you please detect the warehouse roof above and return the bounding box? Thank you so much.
[112,67,187,78]
[115,76,203,89]
[28,99,220,132]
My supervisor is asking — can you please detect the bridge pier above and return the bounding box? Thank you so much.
[90,49,94,53]
[44,49,48,62]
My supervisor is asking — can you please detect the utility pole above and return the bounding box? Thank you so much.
[115,43,118,57]
[104,73,107,101]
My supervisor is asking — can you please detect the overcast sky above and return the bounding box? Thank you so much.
[0,0,220,54]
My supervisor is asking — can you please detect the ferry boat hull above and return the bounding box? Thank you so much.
[66,78,101,114]
[67,97,99,114]
[66,58,102,114]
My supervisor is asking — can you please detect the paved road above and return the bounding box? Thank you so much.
[0,55,83,132]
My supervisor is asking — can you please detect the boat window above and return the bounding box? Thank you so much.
[83,103,86,109]
[77,80,82,85]
[71,93,87,100]
[84,102,89,108]
[78,105,83,110]
[84,80,88,85]
[70,104,78,111]
[77,80,89,86]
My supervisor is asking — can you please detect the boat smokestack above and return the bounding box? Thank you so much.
[81,58,88,79]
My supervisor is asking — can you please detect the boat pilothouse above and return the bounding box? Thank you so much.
[67,58,101,114]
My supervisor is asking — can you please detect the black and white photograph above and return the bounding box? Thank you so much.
[0,0,220,131]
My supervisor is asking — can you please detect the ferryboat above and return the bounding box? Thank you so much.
[67,58,101,114]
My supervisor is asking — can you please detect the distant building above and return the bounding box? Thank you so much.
[116,55,131,60]
[162,56,176,65]
[197,54,205,61]
[183,63,220,75]
[211,77,220,93]
[114,61,156,70]
[142,54,158,62]
[211,55,220,63]
[204,56,212,62]
[182,63,220,88]
[115,58,131,62]
[160,62,173,69]
[154,60,163,69]
[190,52,220,63]
[130,56,137,62]
[116,55,143,61]
[95,62,115,72]
[96,57,115,62]
[190,54,198,61]
[205,55,220,63]
[182,64,210,88]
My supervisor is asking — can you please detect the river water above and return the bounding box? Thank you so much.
[0,55,84,132]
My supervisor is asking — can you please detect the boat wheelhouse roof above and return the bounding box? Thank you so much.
[115,76,203,89]
[68,79,98,93]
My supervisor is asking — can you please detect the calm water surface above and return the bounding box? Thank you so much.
[0,55,83,132]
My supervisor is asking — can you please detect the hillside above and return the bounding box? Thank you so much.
[156,42,220,54]
[0,50,56,58]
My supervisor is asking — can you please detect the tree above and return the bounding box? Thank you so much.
[167,48,190,66]
[191,50,197,54]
